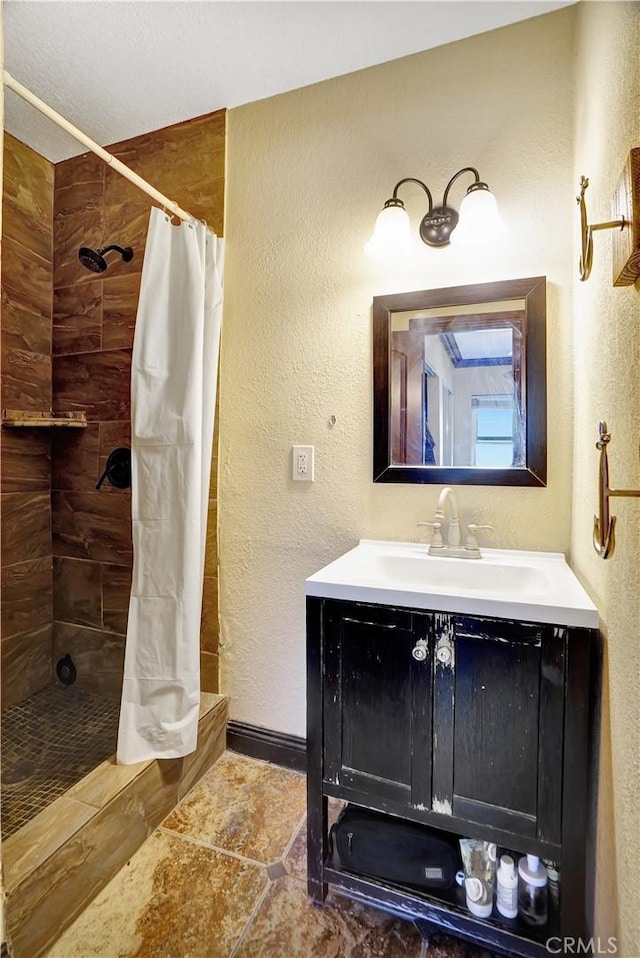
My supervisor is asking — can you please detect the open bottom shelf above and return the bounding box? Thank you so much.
[323,862,560,958]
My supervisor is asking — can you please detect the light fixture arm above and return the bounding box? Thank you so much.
[442,166,482,208]
[389,178,434,212]
[577,176,626,281]
[387,176,462,248]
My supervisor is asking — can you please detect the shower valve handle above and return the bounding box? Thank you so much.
[95,447,132,490]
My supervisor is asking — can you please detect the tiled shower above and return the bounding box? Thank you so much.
[1,112,225,835]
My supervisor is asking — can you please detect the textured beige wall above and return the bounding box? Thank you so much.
[221,7,576,737]
[571,3,640,953]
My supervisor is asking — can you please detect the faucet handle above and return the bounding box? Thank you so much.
[466,523,493,552]
[418,521,443,548]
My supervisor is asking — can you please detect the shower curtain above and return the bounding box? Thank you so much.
[117,208,224,765]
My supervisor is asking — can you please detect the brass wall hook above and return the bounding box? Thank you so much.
[593,421,640,559]
[577,177,626,282]
[577,151,640,285]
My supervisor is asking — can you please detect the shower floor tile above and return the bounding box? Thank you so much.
[1,683,120,838]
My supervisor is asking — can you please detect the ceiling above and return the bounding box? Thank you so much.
[3,1,574,163]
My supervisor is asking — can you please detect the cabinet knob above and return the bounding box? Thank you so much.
[412,640,428,662]
[436,645,452,665]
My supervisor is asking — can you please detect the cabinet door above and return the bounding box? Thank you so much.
[323,601,432,809]
[432,614,566,844]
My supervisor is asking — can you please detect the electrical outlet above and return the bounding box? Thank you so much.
[293,445,314,481]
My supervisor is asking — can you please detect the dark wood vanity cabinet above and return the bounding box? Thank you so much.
[307,597,595,958]
[322,603,433,809]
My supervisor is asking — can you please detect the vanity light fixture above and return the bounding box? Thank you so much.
[577,148,640,285]
[365,166,504,258]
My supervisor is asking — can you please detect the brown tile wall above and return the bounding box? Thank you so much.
[51,111,225,697]
[1,133,54,709]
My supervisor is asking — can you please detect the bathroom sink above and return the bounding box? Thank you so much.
[352,551,550,596]
[305,540,599,628]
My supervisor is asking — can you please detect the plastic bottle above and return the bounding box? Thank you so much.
[496,854,518,918]
[518,854,548,925]
[543,859,561,908]
[464,877,493,918]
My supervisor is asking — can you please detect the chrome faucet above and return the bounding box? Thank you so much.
[418,486,493,559]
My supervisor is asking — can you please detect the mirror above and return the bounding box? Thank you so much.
[373,277,546,486]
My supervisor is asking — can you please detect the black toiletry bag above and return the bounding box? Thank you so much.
[330,805,460,890]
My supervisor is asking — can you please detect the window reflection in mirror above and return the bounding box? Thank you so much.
[373,277,546,486]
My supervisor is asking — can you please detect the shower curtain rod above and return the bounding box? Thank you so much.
[3,70,194,224]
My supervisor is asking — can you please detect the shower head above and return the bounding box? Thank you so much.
[78,247,108,272]
[78,244,134,273]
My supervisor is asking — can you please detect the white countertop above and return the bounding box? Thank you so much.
[305,540,599,629]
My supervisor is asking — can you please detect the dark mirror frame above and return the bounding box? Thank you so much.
[373,276,547,486]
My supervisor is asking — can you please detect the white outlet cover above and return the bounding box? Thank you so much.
[293,445,314,481]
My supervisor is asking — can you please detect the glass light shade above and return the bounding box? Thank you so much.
[449,187,505,246]
[364,204,413,258]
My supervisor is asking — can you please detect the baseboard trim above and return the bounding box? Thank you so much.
[226,720,307,773]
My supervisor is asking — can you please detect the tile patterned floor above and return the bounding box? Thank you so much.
[1,684,120,837]
[46,751,496,958]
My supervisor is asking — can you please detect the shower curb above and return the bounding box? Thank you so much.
[3,692,228,958]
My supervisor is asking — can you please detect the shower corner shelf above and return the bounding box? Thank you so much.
[1,409,88,429]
